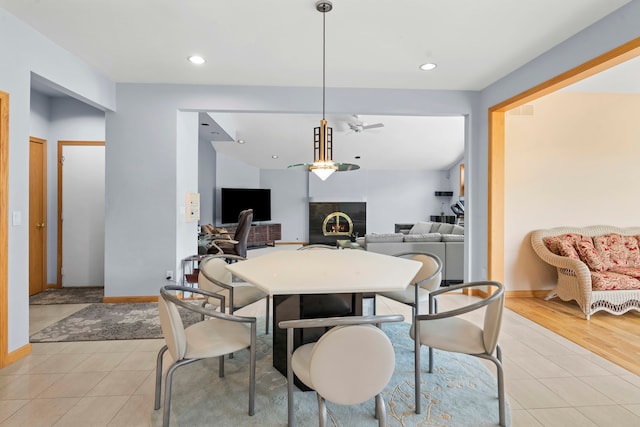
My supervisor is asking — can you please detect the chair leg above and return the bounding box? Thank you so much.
[162,359,196,427]
[428,347,434,373]
[478,350,506,427]
[154,345,168,410]
[248,331,256,416]
[317,393,328,427]
[375,394,386,427]
[219,355,224,378]
[286,328,295,427]
[414,322,421,414]
[494,345,506,427]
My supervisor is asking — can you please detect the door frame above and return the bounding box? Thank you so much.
[0,91,9,367]
[57,140,105,287]
[29,136,47,295]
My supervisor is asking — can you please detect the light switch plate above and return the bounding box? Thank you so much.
[12,211,21,226]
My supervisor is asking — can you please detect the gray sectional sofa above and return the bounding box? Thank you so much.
[358,221,464,283]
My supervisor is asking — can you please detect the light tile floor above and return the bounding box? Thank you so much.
[2,249,639,426]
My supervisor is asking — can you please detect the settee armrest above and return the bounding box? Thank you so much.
[530,229,592,290]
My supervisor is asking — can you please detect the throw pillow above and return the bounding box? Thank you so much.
[409,221,433,235]
[576,239,609,272]
[543,233,584,259]
[435,223,454,234]
[593,234,640,268]
[403,233,442,242]
[451,225,464,235]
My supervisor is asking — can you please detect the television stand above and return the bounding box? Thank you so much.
[223,223,281,248]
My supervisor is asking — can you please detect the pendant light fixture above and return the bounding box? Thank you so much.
[289,0,359,180]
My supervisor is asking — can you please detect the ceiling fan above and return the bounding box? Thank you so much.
[347,115,384,133]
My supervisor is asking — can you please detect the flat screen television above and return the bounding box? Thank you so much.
[221,188,271,224]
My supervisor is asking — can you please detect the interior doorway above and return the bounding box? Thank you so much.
[57,141,105,287]
[29,137,47,295]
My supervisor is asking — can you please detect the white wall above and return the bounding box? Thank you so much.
[213,136,457,241]
[505,92,640,291]
[175,111,199,278]
[197,139,217,225]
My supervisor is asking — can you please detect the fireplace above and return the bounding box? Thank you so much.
[309,202,366,245]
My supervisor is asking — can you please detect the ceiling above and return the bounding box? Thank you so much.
[7,0,634,170]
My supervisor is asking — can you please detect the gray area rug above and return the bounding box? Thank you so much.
[154,322,510,427]
[30,302,201,342]
[29,287,104,305]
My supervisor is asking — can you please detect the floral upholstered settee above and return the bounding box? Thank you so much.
[531,225,640,319]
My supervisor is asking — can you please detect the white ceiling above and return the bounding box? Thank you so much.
[6,0,634,170]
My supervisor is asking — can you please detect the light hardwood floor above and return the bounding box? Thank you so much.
[506,297,640,376]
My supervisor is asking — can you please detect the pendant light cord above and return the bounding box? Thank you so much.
[322,8,326,120]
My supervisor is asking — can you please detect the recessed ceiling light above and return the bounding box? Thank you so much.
[237,139,246,144]
[272,155,279,159]
[188,55,206,65]
[419,62,437,71]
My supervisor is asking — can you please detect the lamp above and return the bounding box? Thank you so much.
[289,0,359,181]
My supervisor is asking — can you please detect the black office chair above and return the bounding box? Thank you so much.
[210,209,253,258]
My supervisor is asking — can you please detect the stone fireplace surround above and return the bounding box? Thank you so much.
[308,202,366,245]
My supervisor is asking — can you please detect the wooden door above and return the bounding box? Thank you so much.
[29,137,47,296]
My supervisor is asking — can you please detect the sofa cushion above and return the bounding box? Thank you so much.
[403,233,442,242]
[608,266,640,279]
[441,234,464,242]
[592,234,640,268]
[432,223,454,234]
[365,233,404,243]
[409,221,433,235]
[543,233,586,259]
[576,239,610,272]
[590,270,640,290]
[451,225,464,235]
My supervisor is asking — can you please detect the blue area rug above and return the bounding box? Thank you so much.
[154,321,510,426]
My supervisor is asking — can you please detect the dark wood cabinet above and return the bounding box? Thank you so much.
[224,223,281,247]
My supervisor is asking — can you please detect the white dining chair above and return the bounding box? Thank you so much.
[278,314,404,427]
[155,284,257,427]
[411,280,506,426]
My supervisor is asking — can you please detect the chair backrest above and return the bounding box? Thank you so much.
[158,292,187,361]
[198,256,232,293]
[297,244,337,250]
[233,209,253,258]
[482,283,505,354]
[308,324,395,405]
[411,253,442,292]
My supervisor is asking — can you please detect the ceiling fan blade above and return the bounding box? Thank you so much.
[362,123,384,130]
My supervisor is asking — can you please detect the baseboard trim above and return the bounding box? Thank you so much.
[505,290,549,298]
[3,343,32,367]
[102,296,158,303]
